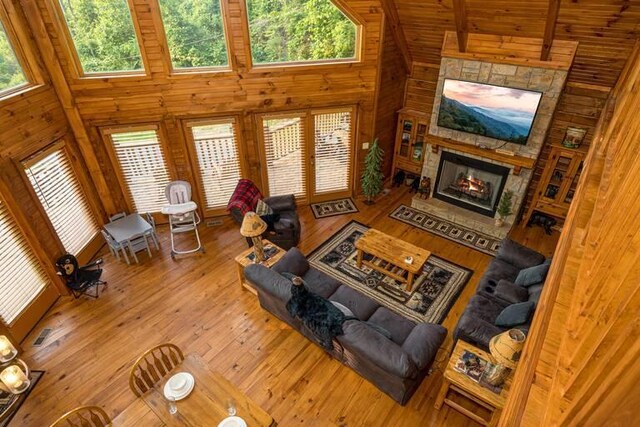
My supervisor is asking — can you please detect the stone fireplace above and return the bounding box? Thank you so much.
[411,56,567,239]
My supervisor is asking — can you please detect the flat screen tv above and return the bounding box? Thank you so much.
[437,79,543,145]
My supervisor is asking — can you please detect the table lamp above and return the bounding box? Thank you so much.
[0,335,30,394]
[240,212,267,263]
[484,329,525,387]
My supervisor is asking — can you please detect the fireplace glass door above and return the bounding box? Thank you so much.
[434,152,510,217]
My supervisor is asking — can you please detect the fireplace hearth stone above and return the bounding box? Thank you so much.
[411,196,510,239]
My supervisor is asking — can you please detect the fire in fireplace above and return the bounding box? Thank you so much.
[434,151,510,217]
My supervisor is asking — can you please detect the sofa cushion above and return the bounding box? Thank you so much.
[527,283,544,306]
[497,238,546,270]
[514,263,550,287]
[273,248,310,277]
[495,301,535,327]
[476,259,520,293]
[368,307,416,345]
[495,279,529,304]
[301,268,342,298]
[464,294,509,322]
[329,285,379,320]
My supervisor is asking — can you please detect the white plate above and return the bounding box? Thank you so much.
[163,372,195,401]
[218,416,247,427]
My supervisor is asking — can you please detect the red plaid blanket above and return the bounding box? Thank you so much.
[227,179,263,215]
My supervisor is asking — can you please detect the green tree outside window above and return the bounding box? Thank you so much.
[246,0,357,64]
[59,0,143,73]
[0,21,27,93]
[158,0,229,69]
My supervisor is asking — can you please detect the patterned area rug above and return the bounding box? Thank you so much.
[0,370,44,427]
[307,221,472,324]
[389,205,502,256]
[310,198,359,219]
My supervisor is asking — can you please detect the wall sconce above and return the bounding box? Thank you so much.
[0,335,31,395]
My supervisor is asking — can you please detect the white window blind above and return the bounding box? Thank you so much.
[313,110,352,194]
[189,120,242,210]
[262,116,306,198]
[24,148,99,255]
[108,128,171,213]
[0,200,49,325]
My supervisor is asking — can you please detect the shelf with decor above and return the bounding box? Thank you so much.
[392,109,430,177]
[523,145,588,226]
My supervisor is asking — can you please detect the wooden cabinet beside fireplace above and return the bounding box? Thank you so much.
[523,145,587,225]
[392,110,429,177]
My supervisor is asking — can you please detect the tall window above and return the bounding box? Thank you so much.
[0,20,27,94]
[23,144,99,255]
[261,115,306,198]
[246,0,357,65]
[313,109,353,194]
[187,119,242,212]
[0,200,49,325]
[58,0,143,74]
[158,0,229,69]
[104,126,172,213]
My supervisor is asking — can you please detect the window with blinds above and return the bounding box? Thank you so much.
[107,128,172,213]
[313,109,352,194]
[188,120,242,211]
[0,200,49,325]
[261,116,306,198]
[24,146,99,255]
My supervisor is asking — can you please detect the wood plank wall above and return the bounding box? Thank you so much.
[501,41,640,427]
[31,0,386,215]
[373,21,407,176]
[0,0,83,267]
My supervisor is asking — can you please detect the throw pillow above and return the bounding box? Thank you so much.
[331,301,354,317]
[255,199,273,216]
[495,279,529,304]
[514,263,550,287]
[495,301,535,327]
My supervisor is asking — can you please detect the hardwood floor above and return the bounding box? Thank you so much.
[12,187,558,427]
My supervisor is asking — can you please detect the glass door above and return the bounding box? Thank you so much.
[310,108,354,201]
[541,152,572,203]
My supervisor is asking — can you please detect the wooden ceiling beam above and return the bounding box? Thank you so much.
[541,0,561,61]
[452,0,468,52]
[380,0,413,72]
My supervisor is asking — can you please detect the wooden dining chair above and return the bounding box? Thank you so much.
[129,343,184,397]
[49,405,110,427]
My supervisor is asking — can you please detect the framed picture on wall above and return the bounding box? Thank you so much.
[562,127,587,148]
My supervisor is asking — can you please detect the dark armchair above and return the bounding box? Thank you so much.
[227,179,301,250]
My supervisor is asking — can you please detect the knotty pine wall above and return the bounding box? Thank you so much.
[32,0,386,215]
[0,0,95,268]
[373,21,407,175]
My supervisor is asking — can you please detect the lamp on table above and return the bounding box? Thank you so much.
[484,329,525,387]
[240,211,268,263]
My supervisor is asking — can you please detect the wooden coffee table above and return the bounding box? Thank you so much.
[355,228,430,292]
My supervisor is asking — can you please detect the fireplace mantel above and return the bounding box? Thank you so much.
[428,136,535,175]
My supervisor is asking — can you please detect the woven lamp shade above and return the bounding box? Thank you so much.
[240,212,267,237]
[489,329,525,368]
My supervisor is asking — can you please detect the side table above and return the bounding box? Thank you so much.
[235,240,286,295]
[434,340,512,426]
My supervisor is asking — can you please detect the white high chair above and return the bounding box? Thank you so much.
[161,181,204,258]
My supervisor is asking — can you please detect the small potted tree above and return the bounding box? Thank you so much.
[361,138,384,205]
[495,190,514,227]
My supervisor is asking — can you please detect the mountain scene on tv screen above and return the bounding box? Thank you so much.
[437,80,541,145]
